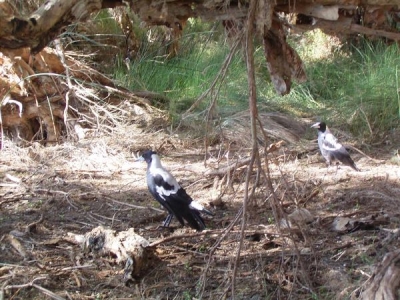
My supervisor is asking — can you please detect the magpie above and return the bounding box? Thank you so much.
[139,150,213,231]
[311,122,360,171]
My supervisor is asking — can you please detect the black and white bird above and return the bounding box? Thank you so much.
[139,150,213,231]
[311,122,360,171]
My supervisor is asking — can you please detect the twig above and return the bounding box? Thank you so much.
[359,106,373,136]
[25,214,44,234]
[204,157,251,176]
[0,263,24,267]
[3,276,64,300]
[325,242,353,254]
[61,265,94,271]
[91,212,122,222]
[169,245,209,257]
[4,276,47,290]
[148,230,218,248]
[0,198,21,208]
[105,197,164,213]
[344,144,383,163]
[55,38,73,127]
[32,283,65,300]
[215,248,312,262]
[231,1,258,298]
[182,32,242,119]
[85,213,106,225]
[197,207,243,298]
[261,141,316,293]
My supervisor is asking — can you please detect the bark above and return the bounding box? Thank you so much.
[67,226,150,281]
[0,0,398,88]
[361,250,400,300]
[0,45,158,145]
[1,0,399,55]
[263,15,307,96]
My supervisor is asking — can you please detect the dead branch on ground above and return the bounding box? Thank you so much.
[3,276,65,300]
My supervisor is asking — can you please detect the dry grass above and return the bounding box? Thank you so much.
[1,115,400,299]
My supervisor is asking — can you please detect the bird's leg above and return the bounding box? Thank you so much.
[153,215,175,231]
[325,160,331,170]
[162,214,173,227]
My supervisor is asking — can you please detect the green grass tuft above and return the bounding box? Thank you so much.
[112,23,400,142]
[295,37,400,141]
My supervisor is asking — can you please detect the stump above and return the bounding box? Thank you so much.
[68,226,150,281]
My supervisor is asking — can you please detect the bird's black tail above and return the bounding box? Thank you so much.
[200,207,214,216]
[346,156,360,172]
[350,163,360,172]
[332,150,360,172]
[183,209,206,231]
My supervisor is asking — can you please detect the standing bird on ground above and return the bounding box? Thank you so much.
[311,122,360,171]
[138,150,213,231]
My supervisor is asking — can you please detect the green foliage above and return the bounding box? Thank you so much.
[112,21,400,141]
[114,20,251,120]
[296,37,400,140]
[93,10,122,35]
[182,290,192,300]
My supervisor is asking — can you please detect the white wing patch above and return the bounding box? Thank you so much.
[320,132,342,151]
[149,155,180,200]
[155,183,179,199]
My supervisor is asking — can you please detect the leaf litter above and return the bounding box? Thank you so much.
[1,117,400,299]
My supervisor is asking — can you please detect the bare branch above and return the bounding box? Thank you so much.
[231,0,259,298]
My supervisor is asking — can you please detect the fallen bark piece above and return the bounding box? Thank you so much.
[360,250,400,300]
[68,226,150,280]
[263,15,307,95]
[331,213,389,233]
[288,208,314,225]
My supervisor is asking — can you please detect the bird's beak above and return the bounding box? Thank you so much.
[311,122,320,128]
[133,152,144,162]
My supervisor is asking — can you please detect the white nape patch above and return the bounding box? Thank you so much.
[189,201,204,211]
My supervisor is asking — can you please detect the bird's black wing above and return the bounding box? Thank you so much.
[321,132,342,152]
[151,175,206,230]
[165,188,206,231]
[153,175,180,196]
[331,147,359,171]
[321,132,359,171]
[147,168,210,231]
[147,173,186,226]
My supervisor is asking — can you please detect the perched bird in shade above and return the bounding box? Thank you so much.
[139,150,213,231]
[311,122,360,171]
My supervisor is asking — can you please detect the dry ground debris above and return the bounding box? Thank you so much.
[1,119,400,299]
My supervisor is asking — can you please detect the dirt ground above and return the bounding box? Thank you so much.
[1,119,400,300]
